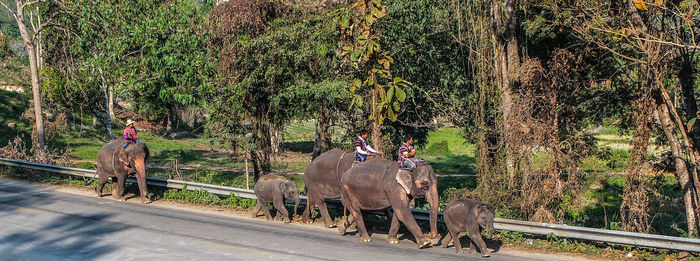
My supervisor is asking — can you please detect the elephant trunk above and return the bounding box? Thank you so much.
[293,197,300,218]
[427,182,439,239]
[487,220,494,240]
[134,159,147,177]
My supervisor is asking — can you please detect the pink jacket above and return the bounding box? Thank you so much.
[123,127,138,142]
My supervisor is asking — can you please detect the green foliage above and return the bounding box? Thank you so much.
[43,0,213,125]
[336,0,409,124]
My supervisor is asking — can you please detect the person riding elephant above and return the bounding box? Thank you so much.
[354,130,381,162]
[397,135,420,194]
[91,139,151,204]
[123,119,144,149]
[338,158,440,248]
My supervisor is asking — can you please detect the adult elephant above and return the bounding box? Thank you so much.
[339,159,439,248]
[93,139,151,204]
[302,149,358,228]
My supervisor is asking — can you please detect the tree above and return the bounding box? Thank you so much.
[1,0,50,151]
[568,0,700,236]
[208,0,347,177]
[336,0,410,151]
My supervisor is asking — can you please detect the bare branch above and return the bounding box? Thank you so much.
[0,1,19,21]
[20,0,47,10]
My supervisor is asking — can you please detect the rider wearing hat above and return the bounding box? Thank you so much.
[123,119,139,148]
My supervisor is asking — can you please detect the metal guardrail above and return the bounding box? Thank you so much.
[1,157,698,252]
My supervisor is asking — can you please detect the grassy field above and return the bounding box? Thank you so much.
[0,89,31,147]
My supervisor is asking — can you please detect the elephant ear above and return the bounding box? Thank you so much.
[118,147,130,166]
[396,170,412,194]
[279,181,288,193]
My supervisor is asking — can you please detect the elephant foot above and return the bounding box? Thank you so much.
[469,249,476,255]
[326,222,337,228]
[417,239,431,249]
[442,242,449,248]
[481,253,491,258]
[387,236,399,244]
[142,198,152,204]
[117,198,125,202]
[426,232,440,240]
[457,249,464,254]
[337,221,347,235]
[359,235,372,242]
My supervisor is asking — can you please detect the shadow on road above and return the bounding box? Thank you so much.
[0,179,132,259]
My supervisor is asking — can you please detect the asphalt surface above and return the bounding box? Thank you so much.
[0,178,588,260]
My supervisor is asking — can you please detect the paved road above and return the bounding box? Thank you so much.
[0,178,586,260]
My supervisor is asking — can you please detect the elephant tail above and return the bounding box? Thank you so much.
[85,173,97,186]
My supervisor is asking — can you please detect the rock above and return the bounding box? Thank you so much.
[7,122,15,128]
[625,252,633,258]
[525,239,533,245]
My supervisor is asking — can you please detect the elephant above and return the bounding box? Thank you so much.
[93,139,151,204]
[338,158,440,248]
[302,149,379,228]
[441,198,495,257]
[251,174,301,223]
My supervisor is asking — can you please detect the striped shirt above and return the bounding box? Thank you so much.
[354,137,376,157]
[398,143,415,167]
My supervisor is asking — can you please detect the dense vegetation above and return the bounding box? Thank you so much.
[2,0,700,242]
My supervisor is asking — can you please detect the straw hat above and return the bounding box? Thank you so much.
[126,119,135,127]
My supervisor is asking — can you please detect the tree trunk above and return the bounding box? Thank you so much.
[253,119,272,174]
[678,49,700,146]
[9,0,46,151]
[371,80,383,152]
[491,0,520,185]
[657,99,699,237]
[312,108,331,160]
[109,83,115,125]
[245,154,250,190]
[98,67,114,140]
[270,122,282,155]
[251,150,260,183]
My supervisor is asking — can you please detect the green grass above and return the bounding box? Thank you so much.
[0,89,31,147]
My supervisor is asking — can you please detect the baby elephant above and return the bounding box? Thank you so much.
[252,174,301,223]
[441,198,496,257]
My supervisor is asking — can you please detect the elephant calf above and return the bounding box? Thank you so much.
[252,174,301,223]
[441,198,495,257]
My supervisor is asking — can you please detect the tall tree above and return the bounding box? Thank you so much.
[491,0,521,185]
[1,0,50,151]
[337,0,409,151]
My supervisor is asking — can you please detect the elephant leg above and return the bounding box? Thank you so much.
[262,203,273,221]
[115,173,126,201]
[251,202,263,218]
[441,231,453,248]
[468,228,489,257]
[387,209,400,244]
[392,206,430,248]
[272,197,290,223]
[136,173,151,204]
[302,193,313,224]
[96,174,107,197]
[347,206,370,242]
[454,232,464,254]
[317,199,336,228]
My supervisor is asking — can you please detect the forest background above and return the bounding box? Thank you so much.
[2,0,700,243]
